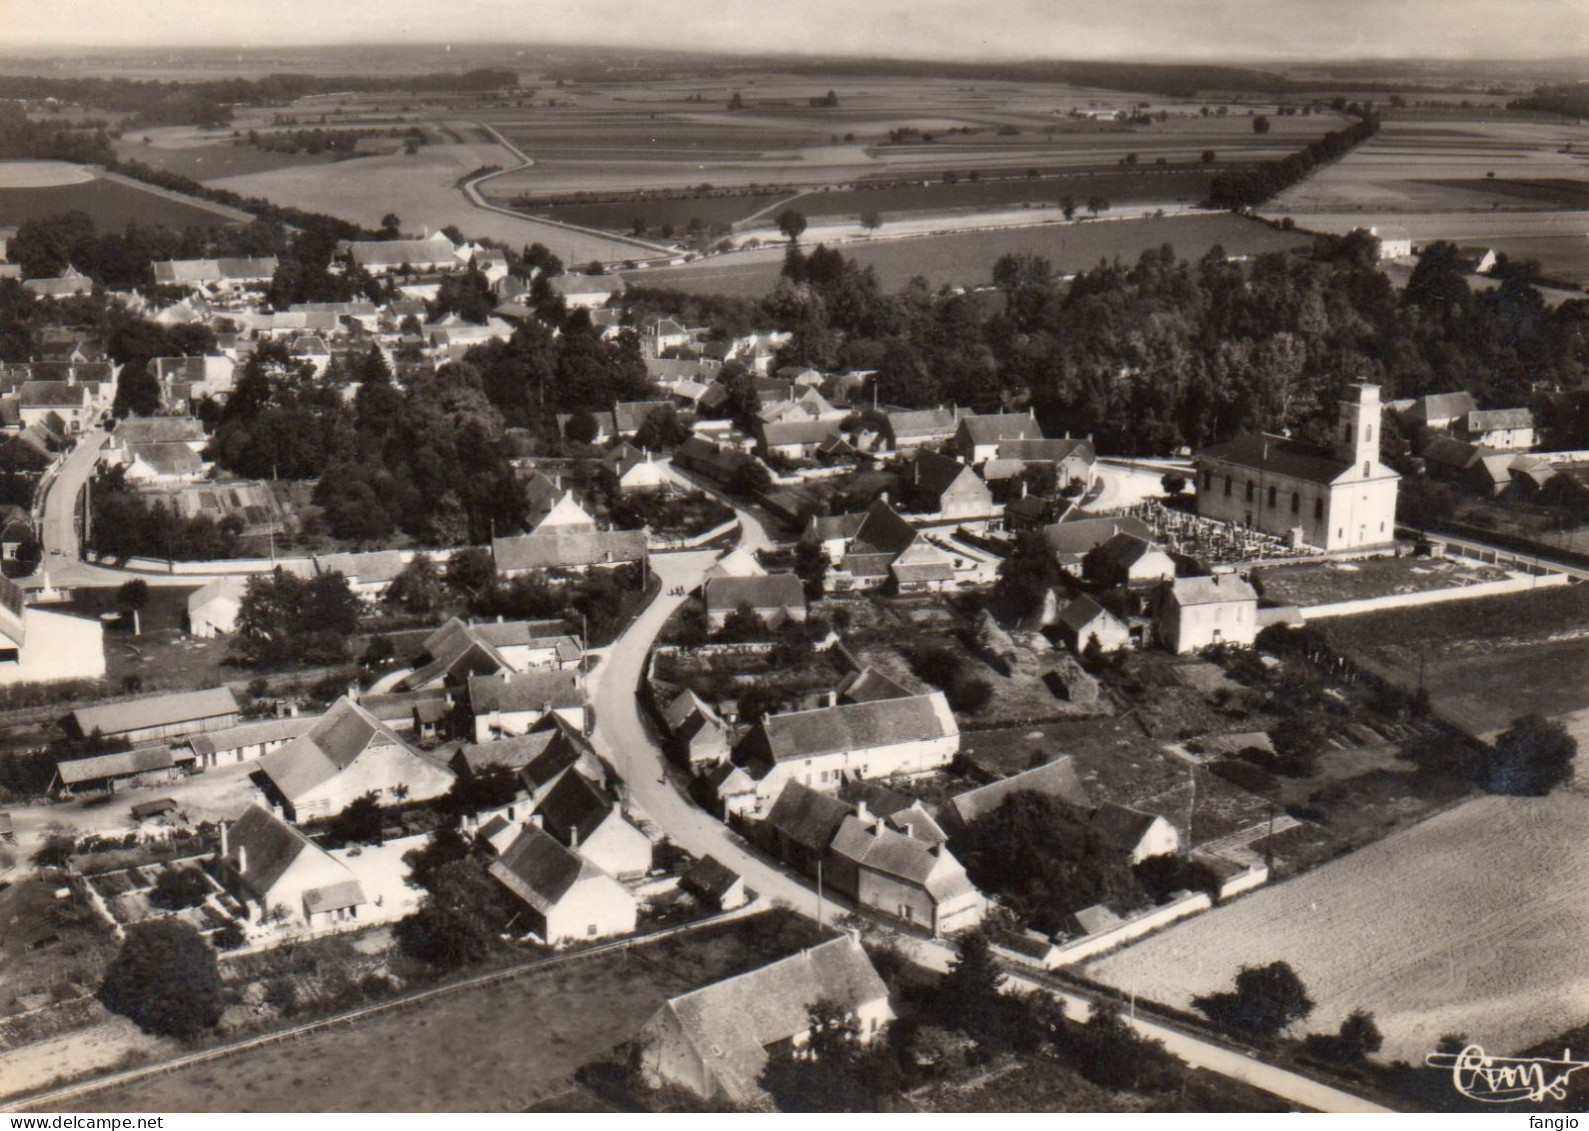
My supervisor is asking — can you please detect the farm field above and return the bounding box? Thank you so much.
[67,912,828,1113]
[207,141,655,266]
[1320,583,1589,737]
[622,212,1311,294]
[1252,556,1511,608]
[112,130,342,182]
[1087,790,1589,1062]
[1262,109,1589,285]
[0,162,247,229]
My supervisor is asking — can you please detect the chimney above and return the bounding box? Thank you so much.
[530,812,543,828]
[500,669,512,683]
[236,843,248,874]
[611,799,622,817]
[900,819,914,839]
[568,824,580,849]
[824,688,838,708]
[219,820,229,859]
[345,680,359,704]
[854,800,869,824]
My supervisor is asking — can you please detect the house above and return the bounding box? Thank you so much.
[468,670,585,742]
[1157,573,1259,653]
[838,779,947,843]
[1195,384,1400,552]
[637,935,892,1107]
[253,695,455,821]
[1082,533,1175,589]
[1368,225,1412,260]
[612,400,677,438]
[358,688,451,741]
[0,575,104,687]
[404,616,573,689]
[1401,391,1477,432]
[827,809,986,934]
[18,381,92,433]
[679,855,747,911]
[547,273,625,309]
[802,510,868,566]
[884,407,960,451]
[53,745,195,795]
[314,550,407,599]
[186,576,248,638]
[734,692,959,803]
[185,713,317,769]
[1422,436,1512,495]
[23,265,94,299]
[981,437,1097,492]
[938,756,1091,836]
[150,356,234,405]
[663,689,732,770]
[152,257,277,291]
[491,528,647,575]
[704,761,759,819]
[488,823,636,945]
[837,499,957,593]
[901,449,995,521]
[1087,802,1180,864]
[955,409,1042,464]
[0,514,33,562]
[534,770,652,879]
[703,573,807,628]
[604,444,668,493]
[69,686,239,745]
[1040,515,1153,574]
[761,779,853,874]
[837,666,914,705]
[217,805,366,929]
[1458,408,1535,451]
[755,417,840,461]
[1056,596,1133,655]
[119,440,204,482]
[704,546,766,581]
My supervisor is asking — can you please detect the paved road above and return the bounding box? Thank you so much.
[583,467,1392,1113]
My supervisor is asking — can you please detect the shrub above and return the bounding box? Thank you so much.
[149,866,212,911]
[100,920,225,1039]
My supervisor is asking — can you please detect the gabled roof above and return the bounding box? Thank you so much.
[491,529,647,572]
[680,855,742,900]
[764,780,853,852]
[57,745,184,786]
[1087,802,1165,854]
[469,670,583,714]
[837,666,913,704]
[1423,435,1486,470]
[547,273,623,297]
[256,695,429,802]
[829,816,974,900]
[850,498,918,556]
[18,381,86,408]
[532,491,597,533]
[652,936,890,1106]
[71,686,239,738]
[535,769,624,850]
[907,449,978,499]
[993,437,1095,464]
[664,688,724,733]
[757,418,839,447]
[186,713,315,759]
[806,510,868,543]
[941,756,1091,830]
[225,804,315,895]
[1058,595,1123,634]
[886,407,958,439]
[1404,391,1476,423]
[114,416,205,445]
[489,823,607,913]
[1088,532,1166,571]
[129,441,203,477]
[315,550,406,585]
[1466,408,1534,432]
[1197,433,1357,487]
[346,234,456,268]
[456,730,558,775]
[1041,515,1152,561]
[1169,574,1258,606]
[741,692,956,767]
[959,411,1041,445]
[703,573,806,614]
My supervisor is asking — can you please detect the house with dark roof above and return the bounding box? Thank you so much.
[833,499,957,593]
[837,666,913,705]
[801,510,868,565]
[468,669,585,742]
[253,695,455,821]
[955,409,1042,463]
[1082,532,1175,589]
[938,756,1091,835]
[1195,383,1399,552]
[53,744,196,795]
[901,449,995,521]
[828,811,985,934]
[662,689,732,770]
[981,437,1096,491]
[884,407,960,451]
[1055,596,1132,655]
[533,770,652,878]
[1457,407,1535,451]
[217,805,365,929]
[702,573,807,628]
[1157,573,1258,653]
[1087,802,1179,863]
[638,935,892,1107]
[488,823,636,945]
[679,855,747,911]
[1401,391,1477,431]
[314,550,407,598]
[755,417,841,461]
[734,692,959,804]
[18,380,92,433]
[405,616,580,690]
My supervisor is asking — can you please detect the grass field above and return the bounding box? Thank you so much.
[112,133,339,182]
[0,168,245,230]
[1252,556,1511,608]
[1087,789,1589,1062]
[1320,584,1589,737]
[623,212,1310,294]
[70,911,827,1113]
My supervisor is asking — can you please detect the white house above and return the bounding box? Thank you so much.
[1157,573,1258,653]
[1056,596,1132,655]
[533,770,652,879]
[218,804,366,929]
[488,823,636,945]
[1087,802,1180,864]
[468,670,585,743]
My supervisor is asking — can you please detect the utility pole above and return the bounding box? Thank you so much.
[816,856,824,929]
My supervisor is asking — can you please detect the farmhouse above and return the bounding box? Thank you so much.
[637,935,892,1107]
[827,806,986,934]
[23,265,94,299]
[939,756,1091,835]
[120,440,204,482]
[834,499,957,593]
[1457,408,1535,451]
[955,409,1042,464]
[735,691,959,803]
[491,528,647,575]
[468,669,585,742]
[533,770,652,879]
[344,232,458,274]
[546,273,625,309]
[662,688,733,770]
[1087,802,1180,864]
[678,856,746,911]
[70,686,240,745]
[0,575,104,687]
[1082,532,1175,589]
[1368,225,1412,260]
[152,257,278,292]
[1401,391,1476,432]
[18,380,92,432]
[802,510,868,566]
[703,573,807,628]
[1040,515,1153,574]
[982,437,1097,492]
[1195,383,1399,552]
[755,417,840,461]
[314,550,407,598]
[1057,596,1133,655]
[253,695,455,822]
[217,805,366,929]
[488,824,636,945]
[884,407,960,451]
[1157,573,1258,653]
[603,444,667,493]
[901,449,996,520]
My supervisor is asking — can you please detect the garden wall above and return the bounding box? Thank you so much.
[1298,571,1569,621]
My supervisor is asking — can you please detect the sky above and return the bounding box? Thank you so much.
[3,0,1588,62]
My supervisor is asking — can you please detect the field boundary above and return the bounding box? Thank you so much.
[3,901,760,1112]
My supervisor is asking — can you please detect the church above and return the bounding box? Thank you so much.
[1195,383,1400,553]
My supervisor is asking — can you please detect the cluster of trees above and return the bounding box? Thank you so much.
[394,827,521,970]
[231,567,362,667]
[86,469,245,564]
[99,919,224,1039]
[243,125,426,156]
[1208,110,1379,209]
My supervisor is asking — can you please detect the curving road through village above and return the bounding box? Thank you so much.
[585,461,1392,1114]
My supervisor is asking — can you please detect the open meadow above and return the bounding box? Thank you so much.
[0,161,248,229]
[1087,789,1589,1063]
[622,212,1310,294]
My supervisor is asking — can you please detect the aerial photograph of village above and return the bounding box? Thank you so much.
[0,0,1584,1117]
